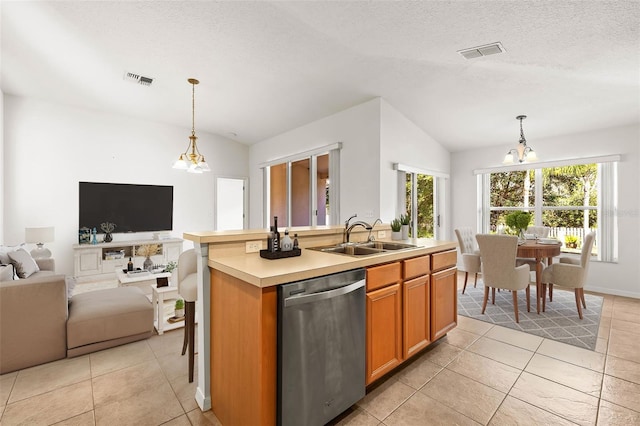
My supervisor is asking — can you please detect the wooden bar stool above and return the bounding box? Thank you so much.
[177,249,198,382]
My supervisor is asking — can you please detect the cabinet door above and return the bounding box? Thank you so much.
[75,249,101,276]
[366,283,402,385]
[403,275,430,359]
[430,267,457,341]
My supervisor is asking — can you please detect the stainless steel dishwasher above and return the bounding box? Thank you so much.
[278,268,366,426]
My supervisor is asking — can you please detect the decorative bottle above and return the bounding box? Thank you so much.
[281,229,293,251]
[293,233,299,249]
[127,257,133,272]
[272,216,280,252]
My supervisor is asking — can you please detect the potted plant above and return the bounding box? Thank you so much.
[391,218,402,240]
[164,260,178,286]
[174,298,185,318]
[565,235,579,249]
[400,213,410,240]
[505,211,532,239]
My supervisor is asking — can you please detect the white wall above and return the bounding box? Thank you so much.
[3,95,249,276]
[380,99,451,237]
[451,124,640,298]
[0,89,4,244]
[249,98,382,228]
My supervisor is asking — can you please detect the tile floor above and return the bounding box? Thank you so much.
[1,276,639,425]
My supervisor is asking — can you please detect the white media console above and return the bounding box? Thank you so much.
[72,237,183,280]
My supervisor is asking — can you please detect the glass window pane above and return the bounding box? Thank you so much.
[291,159,310,227]
[270,163,288,226]
[490,171,535,208]
[543,164,598,207]
[317,154,329,226]
[416,174,434,238]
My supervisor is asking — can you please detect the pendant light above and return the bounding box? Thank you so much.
[172,78,210,173]
[503,115,538,164]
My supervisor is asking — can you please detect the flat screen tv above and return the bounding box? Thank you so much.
[79,182,173,233]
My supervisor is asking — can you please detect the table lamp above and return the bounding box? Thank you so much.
[25,226,55,259]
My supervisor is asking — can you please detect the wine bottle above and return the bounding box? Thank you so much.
[127,257,133,271]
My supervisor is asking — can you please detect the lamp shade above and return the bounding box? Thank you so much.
[25,226,55,244]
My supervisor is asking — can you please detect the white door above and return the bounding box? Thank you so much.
[216,177,246,231]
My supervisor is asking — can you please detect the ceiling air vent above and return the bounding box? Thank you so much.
[123,71,154,86]
[458,42,505,60]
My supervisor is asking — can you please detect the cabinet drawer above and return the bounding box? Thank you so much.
[403,255,430,280]
[367,262,401,292]
[431,249,457,272]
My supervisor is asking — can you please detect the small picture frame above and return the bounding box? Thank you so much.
[156,276,169,288]
[78,227,92,244]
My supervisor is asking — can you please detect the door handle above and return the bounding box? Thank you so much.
[284,280,365,307]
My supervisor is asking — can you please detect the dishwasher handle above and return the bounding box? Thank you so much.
[283,280,364,308]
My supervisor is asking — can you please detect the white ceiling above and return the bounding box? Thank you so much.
[2,1,639,152]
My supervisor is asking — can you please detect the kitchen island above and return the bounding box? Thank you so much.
[184,226,457,425]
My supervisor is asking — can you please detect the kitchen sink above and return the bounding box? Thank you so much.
[307,241,418,257]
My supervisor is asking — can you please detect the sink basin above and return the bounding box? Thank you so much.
[307,242,418,257]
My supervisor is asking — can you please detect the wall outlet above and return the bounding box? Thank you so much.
[377,230,386,239]
[364,210,374,218]
[245,241,262,253]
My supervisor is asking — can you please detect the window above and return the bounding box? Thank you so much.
[396,164,447,239]
[262,144,340,228]
[476,156,619,262]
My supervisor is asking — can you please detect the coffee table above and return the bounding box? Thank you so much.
[116,269,171,296]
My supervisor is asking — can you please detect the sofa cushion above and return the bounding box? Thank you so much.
[0,243,27,265]
[67,286,153,350]
[8,248,40,278]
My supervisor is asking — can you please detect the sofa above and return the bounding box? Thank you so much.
[0,258,154,374]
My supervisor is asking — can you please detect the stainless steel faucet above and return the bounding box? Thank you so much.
[345,220,373,244]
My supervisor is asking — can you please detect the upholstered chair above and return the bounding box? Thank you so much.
[177,249,198,382]
[516,226,551,269]
[476,234,531,323]
[454,227,481,294]
[541,232,595,319]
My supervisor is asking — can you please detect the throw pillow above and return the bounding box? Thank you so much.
[8,248,40,278]
[65,276,77,300]
[0,243,27,265]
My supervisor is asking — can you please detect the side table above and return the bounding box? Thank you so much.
[151,284,183,335]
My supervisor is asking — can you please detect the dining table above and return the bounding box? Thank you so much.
[517,240,562,313]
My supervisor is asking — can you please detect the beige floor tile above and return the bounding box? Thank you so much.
[509,372,599,425]
[384,391,480,426]
[1,380,93,426]
[89,340,156,377]
[161,414,193,426]
[186,408,222,425]
[446,351,521,393]
[485,325,543,352]
[52,410,95,425]
[612,309,640,324]
[0,372,17,406]
[612,297,640,313]
[601,374,640,413]
[331,406,381,426]
[157,349,194,382]
[489,395,576,426]
[357,378,415,421]
[605,355,640,385]
[420,369,505,425]
[466,337,534,369]
[456,315,494,336]
[9,356,91,403]
[608,329,640,364]
[599,316,612,329]
[440,327,481,349]
[611,318,640,335]
[92,360,184,425]
[601,304,613,318]
[419,341,462,367]
[537,338,605,372]
[524,354,603,396]
[595,337,608,354]
[168,362,200,413]
[393,355,442,390]
[597,400,640,425]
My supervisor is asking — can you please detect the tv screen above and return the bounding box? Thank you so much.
[79,182,173,233]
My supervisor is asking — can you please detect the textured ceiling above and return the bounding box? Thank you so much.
[2,1,639,152]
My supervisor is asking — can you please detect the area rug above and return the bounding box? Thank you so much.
[458,281,603,350]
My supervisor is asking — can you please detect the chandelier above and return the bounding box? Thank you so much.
[172,78,210,173]
[503,115,537,164]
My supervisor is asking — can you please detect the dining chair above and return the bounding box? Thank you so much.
[540,232,595,319]
[476,234,531,323]
[516,226,551,269]
[177,249,198,382]
[454,227,481,294]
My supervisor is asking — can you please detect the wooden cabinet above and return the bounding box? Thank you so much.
[430,249,458,341]
[402,254,431,360]
[366,262,402,384]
